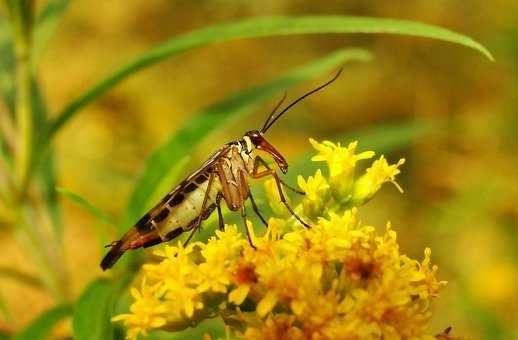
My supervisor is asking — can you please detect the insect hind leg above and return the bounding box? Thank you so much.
[248,189,268,227]
[216,192,225,231]
[236,170,257,249]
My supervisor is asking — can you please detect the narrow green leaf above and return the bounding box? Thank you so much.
[47,15,492,139]
[123,48,371,226]
[32,0,70,64]
[0,137,12,170]
[14,305,71,340]
[31,79,64,241]
[73,279,114,340]
[38,153,63,238]
[0,14,15,116]
[57,187,117,249]
[147,318,226,340]
[57,187,117,227]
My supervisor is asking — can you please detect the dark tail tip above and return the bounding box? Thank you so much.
[100,241,125,271]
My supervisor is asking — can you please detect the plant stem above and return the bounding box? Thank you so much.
[3,0,69,303]
[13,203,69,302]
[10,0,34,196]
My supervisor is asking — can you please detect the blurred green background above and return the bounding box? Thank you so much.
[0,1,517,339]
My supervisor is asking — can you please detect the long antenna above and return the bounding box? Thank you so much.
[261,91,287,133]
[261,68,343,133]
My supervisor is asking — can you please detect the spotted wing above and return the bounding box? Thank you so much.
[133,144,231,238]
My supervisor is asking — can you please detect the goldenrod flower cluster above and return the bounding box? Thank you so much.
[114,139,447,339]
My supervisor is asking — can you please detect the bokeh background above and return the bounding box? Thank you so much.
[1,1,517,339]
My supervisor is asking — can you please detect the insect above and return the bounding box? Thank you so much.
[100,69,342,270]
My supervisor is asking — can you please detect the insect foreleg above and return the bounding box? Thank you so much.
[253,156,305,195]
[252,156,310,229]
[182,168,216,247]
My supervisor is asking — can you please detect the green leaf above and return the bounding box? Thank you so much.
[147,318,226,340]
[14,305,71,340]
[0,14,15,116]
[38,152,63,238]
[57,187,117,226]
[73,279,115,340]
[31,79,64,242]
[57,187,117,248]
[46,15,492,140]
[0,137,12,171]
[123,48,371,226]
[32,0,70,64]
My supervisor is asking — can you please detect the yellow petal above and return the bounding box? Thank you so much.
[297,175,307,191]
[229,284,251,305]
[257,291,278,317]
[150,317,167,328]
[130,287,141,300]
[290,300,306,316]
[111,314,130,322]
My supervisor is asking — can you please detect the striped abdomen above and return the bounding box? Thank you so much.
[100,169,222,270]
[135,170,222,244]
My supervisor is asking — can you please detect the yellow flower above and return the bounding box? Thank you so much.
[309,139,375,177]
[310,138,374,201]
[244,315,304,340]
[351,156,405,205]
[112,280,168,340]
[115,139,450,339]
[297,169,330,218]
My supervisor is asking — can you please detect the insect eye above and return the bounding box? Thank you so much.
[246,131,262,145]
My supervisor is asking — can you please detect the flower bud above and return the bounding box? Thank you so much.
[297,169,330,218]
[309,138,374,201]
[264,178,290,217]
[350,156,405,205]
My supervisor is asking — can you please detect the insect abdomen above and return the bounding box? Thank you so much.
[156,176,221,237]
[101,168,222,270]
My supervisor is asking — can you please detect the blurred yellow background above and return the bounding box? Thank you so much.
[1,1,517,339]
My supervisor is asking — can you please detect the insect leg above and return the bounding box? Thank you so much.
[253,156,305,195]
[252,157,311,229]
[182,168,216,247]
[248,188,268,227]
[216,192,225,231]
[237,170,257,249]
